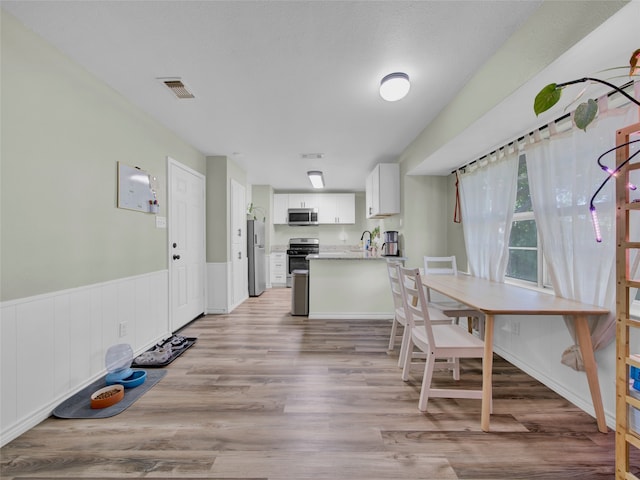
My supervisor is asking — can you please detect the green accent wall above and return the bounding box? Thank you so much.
[398,0,627,269]
[205,155,246,263]
[1,11,206,301]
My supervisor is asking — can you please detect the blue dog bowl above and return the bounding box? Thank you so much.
[105,367,133,384]
[106,369,147,389]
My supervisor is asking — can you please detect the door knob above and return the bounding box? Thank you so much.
[173,243,177,248]
[173,254,181,260]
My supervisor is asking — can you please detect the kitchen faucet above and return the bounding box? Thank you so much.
[360,230,372,251]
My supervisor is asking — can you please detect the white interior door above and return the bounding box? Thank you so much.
[230,179,247,307]
[169,158,205,331]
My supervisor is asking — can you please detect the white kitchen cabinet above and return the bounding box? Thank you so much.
[318,193,355,224]
[288,193,319,209]
[273,194,289,224]
[365,163,400,218]
[274,193,354,224]
[270,252,287,286]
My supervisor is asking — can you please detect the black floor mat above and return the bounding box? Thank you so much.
[131,336,197,368]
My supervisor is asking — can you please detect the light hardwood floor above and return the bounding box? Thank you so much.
[2,287,637,479]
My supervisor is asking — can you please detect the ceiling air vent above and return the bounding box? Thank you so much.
[301,153,324,160]
[159,78,195,99]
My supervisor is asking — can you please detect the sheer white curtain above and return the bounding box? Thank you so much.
[458,149,519,282]
[524,98,639,370]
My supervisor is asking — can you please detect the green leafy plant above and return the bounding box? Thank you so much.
[247,202,266,221]
[534,48,640,130]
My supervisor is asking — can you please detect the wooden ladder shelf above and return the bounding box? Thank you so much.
[615,121,640,480]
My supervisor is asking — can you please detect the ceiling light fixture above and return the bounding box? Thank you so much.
[379,72,410,102]
[307,171,324,189]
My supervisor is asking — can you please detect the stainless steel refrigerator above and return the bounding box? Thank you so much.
[247,219,266,296]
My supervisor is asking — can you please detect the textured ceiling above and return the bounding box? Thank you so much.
[6,0,624,192]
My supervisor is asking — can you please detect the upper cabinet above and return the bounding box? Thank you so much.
[318,194,356,224]
[273,194,289,224]
[288,194,319,209]
[273,193,355,225]
[365,163,400,218]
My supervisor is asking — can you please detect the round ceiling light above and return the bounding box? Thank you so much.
[379,72,410,102]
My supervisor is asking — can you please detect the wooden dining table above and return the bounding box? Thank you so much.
[421,273,610,433]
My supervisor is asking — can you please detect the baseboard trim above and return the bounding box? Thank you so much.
[307,313,394,320]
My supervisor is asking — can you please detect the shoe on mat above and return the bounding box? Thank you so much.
[134,346,173,365]
[169,335,189,350]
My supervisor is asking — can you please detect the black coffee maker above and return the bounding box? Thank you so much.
[382,231,399,256]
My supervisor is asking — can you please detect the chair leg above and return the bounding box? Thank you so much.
[398,324,411,368]
[452,356,460,381]
[388,317,398,350]
[467,316,473,334]
[418,352,437,412]
[401,335,414,381]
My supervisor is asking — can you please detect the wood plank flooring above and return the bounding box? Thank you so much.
[2,287,637,479]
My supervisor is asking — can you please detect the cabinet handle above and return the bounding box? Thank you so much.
[238,228,241,237]
[238,252,242,259]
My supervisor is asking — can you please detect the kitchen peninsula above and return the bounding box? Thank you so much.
[306,252,402,319]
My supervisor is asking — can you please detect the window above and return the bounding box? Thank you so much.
[506,155,547,288]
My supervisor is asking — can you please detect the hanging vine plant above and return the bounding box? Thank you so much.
[533,48,640,131]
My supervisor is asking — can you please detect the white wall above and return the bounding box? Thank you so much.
[1,271,169,446]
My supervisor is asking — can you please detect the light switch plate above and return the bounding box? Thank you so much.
[156,216,167,229]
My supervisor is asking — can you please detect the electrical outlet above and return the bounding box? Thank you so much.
[119,322,127,337]
[512,321,520,336]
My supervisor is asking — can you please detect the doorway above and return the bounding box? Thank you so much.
[168,157,205,331]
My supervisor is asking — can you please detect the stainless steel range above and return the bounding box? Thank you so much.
[286,238,319,287]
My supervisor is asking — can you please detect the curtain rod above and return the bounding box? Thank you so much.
[452,80,637,174]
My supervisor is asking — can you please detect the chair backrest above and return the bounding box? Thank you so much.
[385,260,404,311]
[397,266,436,347]
[423,256,458,303]
[423,256,458,276]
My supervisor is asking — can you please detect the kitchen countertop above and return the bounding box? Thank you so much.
[306,251,406,261]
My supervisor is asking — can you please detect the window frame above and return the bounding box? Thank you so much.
[505,154,552,291]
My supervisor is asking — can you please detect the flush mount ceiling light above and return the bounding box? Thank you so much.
[379,72,410,102]
[307,171,324,189]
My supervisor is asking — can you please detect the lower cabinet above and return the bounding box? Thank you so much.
[270,252,287,286]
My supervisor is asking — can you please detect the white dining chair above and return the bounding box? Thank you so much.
[398,266,486,412]
[386,261,452,368]
[423,256,484,338]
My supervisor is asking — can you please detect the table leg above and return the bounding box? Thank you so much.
[574,314,607,433]
[481,314,494,432]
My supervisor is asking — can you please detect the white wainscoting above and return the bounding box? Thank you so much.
[0,270,169,446]
[206,262,229,314]
[206,262,247,314]
[491,315,617,430]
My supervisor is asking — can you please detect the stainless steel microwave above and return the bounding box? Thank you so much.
[287,208,319,226]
